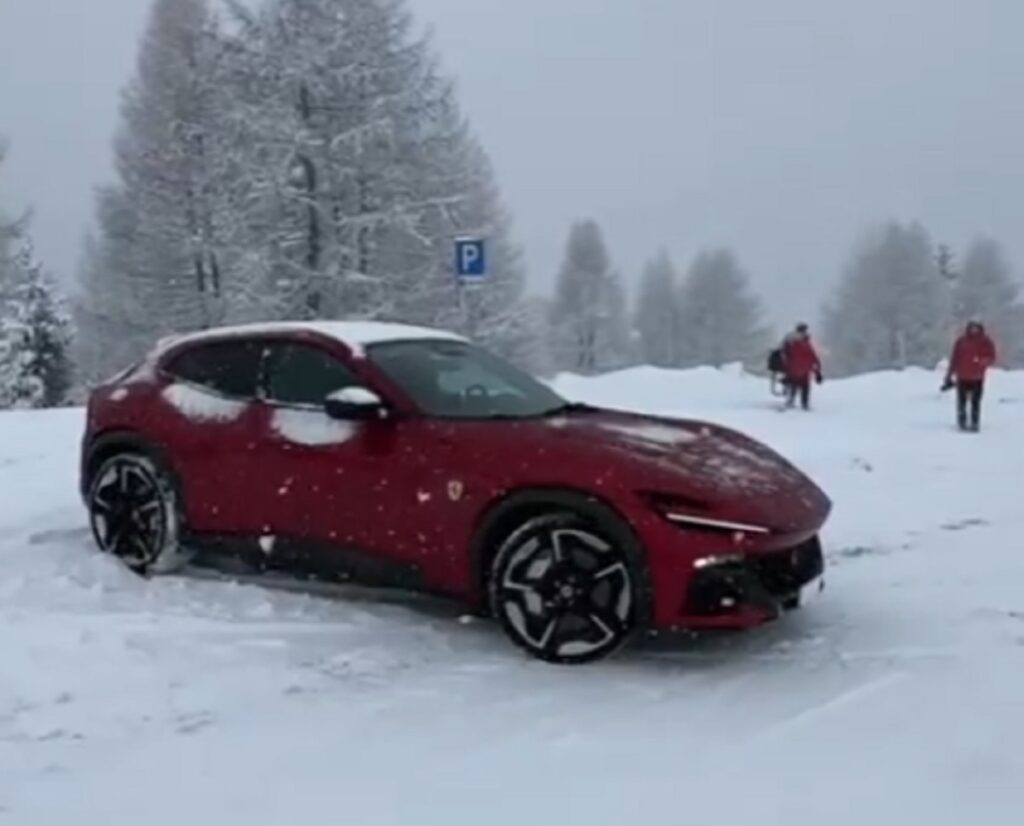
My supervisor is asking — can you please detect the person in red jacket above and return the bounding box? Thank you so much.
[943,320,997,431]
[781,323,823,410]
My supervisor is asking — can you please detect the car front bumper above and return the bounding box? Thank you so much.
[679,536,825,628]
[632,505,827,631]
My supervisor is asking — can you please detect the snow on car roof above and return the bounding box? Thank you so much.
[156,321,467,358]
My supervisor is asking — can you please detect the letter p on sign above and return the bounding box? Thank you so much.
[455,238,487,282]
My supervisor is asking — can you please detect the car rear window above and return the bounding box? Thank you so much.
[163,340,264,399]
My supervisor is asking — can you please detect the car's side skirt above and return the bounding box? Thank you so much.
[185,532,429,593]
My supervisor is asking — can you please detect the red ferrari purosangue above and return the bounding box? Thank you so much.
[80,321,830,663]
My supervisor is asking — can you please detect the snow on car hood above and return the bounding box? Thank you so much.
[543,409,830,529]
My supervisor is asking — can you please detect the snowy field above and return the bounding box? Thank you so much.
[3,366,1024,824]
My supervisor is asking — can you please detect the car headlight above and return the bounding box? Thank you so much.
[662,512,772,536]
[642,492,772,536]
[693,553,745,569]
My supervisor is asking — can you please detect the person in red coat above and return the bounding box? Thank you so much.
[943,320,997,431]
[781,323,823,410]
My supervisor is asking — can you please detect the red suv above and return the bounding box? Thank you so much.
[81,322,830,663]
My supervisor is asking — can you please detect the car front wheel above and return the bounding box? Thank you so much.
[87,453,190,576]
[489,512,638,664]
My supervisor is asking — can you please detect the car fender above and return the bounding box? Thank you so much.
[469,486,654,624]
[81,429,182,502]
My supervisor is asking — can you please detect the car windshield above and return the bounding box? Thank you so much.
[367,340,567,419]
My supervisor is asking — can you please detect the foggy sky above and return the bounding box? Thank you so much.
[2,0,1023,326]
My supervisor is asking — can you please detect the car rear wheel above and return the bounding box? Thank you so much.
[87,453,191,576]
[489,512,638,664]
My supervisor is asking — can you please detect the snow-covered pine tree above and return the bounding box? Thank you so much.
[78,0,537,374]
[213,0,341,321]
[549,220,630,375]
[218,0,452,321]
[0,168,72,409]
[218,0,540,366]
[675,248,768,369]
[823,222,947,376]
[633,250,680,367]
[950,237,1024,367]
[0,254,73,409]
[76,0,226,380]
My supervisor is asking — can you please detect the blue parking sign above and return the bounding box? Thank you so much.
[455,238,487,282]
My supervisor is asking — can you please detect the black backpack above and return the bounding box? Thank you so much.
[767,348,785,374]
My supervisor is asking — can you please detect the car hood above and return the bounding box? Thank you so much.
[537,408,831,533]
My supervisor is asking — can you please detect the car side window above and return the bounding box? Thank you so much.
[263,343,361,407]
[164,340,263,399]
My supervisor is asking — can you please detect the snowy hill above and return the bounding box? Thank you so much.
[3,366,1024,824]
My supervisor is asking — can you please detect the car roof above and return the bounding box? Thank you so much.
[156,321,468,359]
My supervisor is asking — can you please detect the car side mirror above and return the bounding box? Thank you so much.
[324,387,388,421]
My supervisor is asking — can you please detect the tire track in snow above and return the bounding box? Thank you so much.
[742,671,909,749]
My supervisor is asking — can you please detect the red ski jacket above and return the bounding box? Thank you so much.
[949,333,996,382]
[783,337,822,380]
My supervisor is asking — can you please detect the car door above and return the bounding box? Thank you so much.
[252,340,434,582]
[159,339,265,536]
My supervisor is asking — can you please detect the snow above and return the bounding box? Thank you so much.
[598,420,699,446]
[4,365,1024,824]
[158,320,466,359]
[271,408,357,446]
[162,383,247,422]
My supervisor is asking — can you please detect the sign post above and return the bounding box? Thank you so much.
[454,238,487,336]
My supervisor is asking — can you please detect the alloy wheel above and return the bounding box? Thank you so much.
[494,526,634,662]
[89,457,169,571]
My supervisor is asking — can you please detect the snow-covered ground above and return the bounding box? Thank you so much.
[3,366,1024,824]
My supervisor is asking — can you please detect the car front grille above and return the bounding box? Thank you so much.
[750,537,825,597]
[686,536,825,617]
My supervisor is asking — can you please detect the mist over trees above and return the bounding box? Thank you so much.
[549,220,630,374]
[77,0,787,385]
[675,249,769,368]
[822,222,947,375]
[22,0,1023,390]
[629,247,770,371]
[822,223,1024,376]
[633,251,679,368]
[952,238,1024,365]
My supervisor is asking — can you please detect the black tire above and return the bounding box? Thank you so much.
[87,452,191,576]
[488,511,641,664]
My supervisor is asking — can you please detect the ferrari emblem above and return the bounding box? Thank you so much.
[448,480,464,502]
